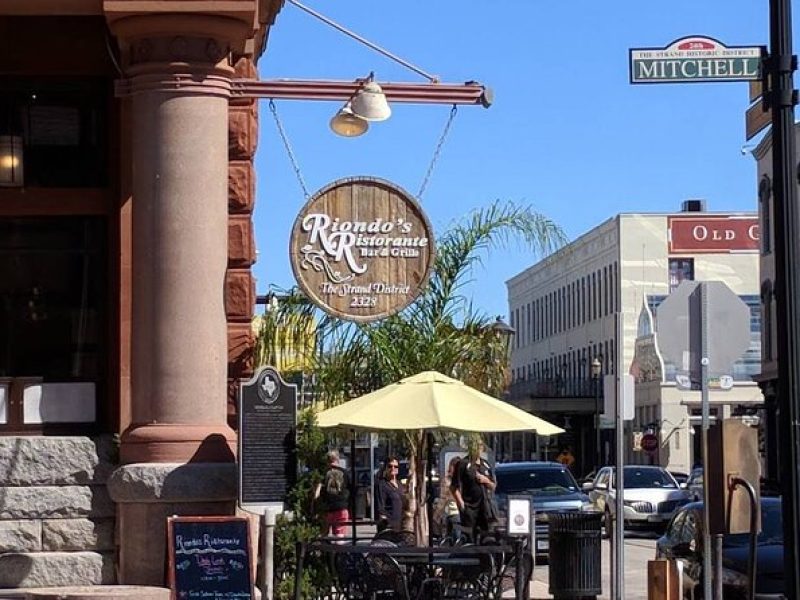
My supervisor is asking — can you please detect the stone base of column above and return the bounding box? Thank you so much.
[120,424,237,464]
[107,463,238,586]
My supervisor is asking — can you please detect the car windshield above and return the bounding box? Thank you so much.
[622,468,677,489]
[496,467,578,496]
[725,502,783,547]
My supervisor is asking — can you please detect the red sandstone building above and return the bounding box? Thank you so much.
[0,1,279,591]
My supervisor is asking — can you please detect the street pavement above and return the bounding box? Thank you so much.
[527,533,658,599]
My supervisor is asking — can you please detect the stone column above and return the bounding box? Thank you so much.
[105,13,254,585]
[111,15,247,464]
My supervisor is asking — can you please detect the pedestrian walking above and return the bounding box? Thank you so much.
[556,446,576,470]
[434,456,463,542]
[451,439,497,542]
[315,450,350,537]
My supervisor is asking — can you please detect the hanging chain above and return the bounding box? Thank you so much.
[268,99,310,199]
[417,104,458,201]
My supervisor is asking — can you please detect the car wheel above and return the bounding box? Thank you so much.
[603,509,612,539]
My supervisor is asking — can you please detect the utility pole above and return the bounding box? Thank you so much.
[613,313,624,600]
[768,0,800,597]
[699,284,712,600]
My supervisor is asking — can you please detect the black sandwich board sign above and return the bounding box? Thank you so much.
[238,366,297,513]
[167,515,253,600]
[630,36,763,84]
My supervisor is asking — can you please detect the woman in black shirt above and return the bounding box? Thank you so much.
[375,457,404,532]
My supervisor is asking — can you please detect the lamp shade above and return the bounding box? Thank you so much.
[0,135,23,187]
[350,81,391,122]
[329,102,369,137]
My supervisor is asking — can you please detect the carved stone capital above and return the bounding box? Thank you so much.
[107,13,253,97]
[104,5,256,54]
[127,34,230,67]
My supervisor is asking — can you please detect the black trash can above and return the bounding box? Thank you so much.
[548,511,602,599]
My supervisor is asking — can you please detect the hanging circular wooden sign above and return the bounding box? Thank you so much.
[289,177,435,322]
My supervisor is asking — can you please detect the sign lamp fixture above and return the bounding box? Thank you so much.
[349,80,391,122]
[329,101,368,137]
[230,0,491,137]
[329,73,392,137]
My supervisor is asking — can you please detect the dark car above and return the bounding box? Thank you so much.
[670,471,690,486]
[684,467,704,502]
[494,461,593,556]
[655,497,784,599]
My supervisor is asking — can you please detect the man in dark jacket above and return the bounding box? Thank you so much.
[451,440,496,542]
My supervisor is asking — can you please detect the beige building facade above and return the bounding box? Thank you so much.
[506,202,762,476]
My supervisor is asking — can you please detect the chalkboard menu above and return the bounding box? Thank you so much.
[167,516,253,600]
[238,366,297,510]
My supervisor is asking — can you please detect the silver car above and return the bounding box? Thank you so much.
[584,465,690,534]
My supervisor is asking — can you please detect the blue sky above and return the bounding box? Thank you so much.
[253,0,783,321]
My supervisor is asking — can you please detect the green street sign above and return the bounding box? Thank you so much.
[630,36,763,84]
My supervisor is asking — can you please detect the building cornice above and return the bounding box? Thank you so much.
[253,0,283,58]
[506,216,618,290]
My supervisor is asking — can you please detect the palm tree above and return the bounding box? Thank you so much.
[254,201,566,541]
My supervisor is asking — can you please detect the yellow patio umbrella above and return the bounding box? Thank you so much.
[316,370,563,545]
[316,370,563,435]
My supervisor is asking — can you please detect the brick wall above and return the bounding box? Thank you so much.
[226,57,259,425]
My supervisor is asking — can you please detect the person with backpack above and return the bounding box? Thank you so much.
[315,450,350,537]
[375,456,404,532]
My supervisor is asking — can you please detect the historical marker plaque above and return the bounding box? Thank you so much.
[238,366,297,512]
[289,177,435,322]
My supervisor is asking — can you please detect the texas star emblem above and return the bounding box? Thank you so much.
[257,371,280,404]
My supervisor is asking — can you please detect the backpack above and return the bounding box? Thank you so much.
[324,468,346,499]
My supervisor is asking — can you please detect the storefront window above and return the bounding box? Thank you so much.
[0,217,106,429]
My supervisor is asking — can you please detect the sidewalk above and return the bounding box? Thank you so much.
[528,579,551,599]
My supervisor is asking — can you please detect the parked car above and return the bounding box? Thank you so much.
[584,465,690,534]
[670,470,690,486]
[577,469,597,487]
[494,461,594,556]
[684,467,704,502]
[655,497,784,598]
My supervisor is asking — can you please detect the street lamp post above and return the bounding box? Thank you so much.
[492,315,516,347]
[591,357,602,469]
[492,315,516,389]
[493,316,516,459]
[491,315,516,386]
[768,0,800,596]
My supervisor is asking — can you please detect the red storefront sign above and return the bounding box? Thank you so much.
[668,215,759,253]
